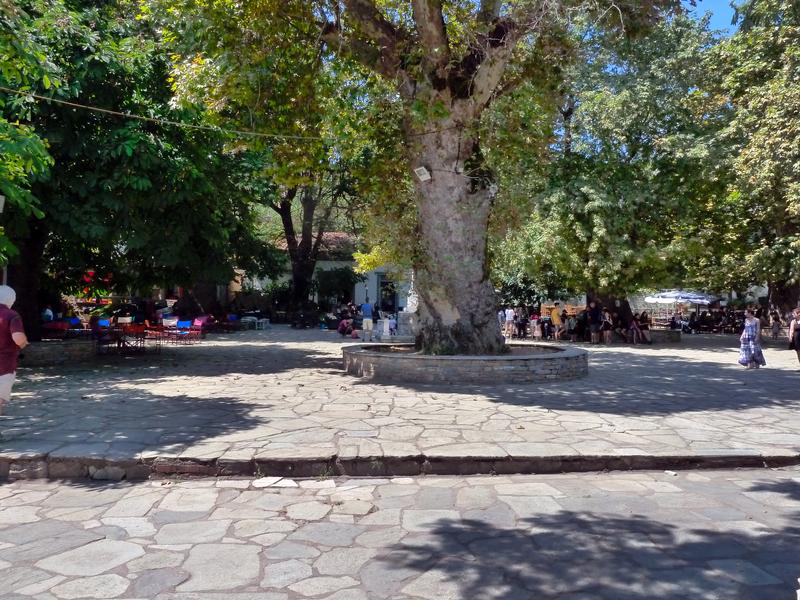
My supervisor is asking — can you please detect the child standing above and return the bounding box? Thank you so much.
[771,313,782,340]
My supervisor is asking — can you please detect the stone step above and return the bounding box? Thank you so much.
[2,450,798,481]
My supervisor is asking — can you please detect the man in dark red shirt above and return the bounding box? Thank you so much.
[0,286,28,415]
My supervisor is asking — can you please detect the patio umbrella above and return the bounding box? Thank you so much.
[644,290,720,306]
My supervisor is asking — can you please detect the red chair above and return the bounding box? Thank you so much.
[41,321,69,339]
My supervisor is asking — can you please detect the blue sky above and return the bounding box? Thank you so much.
[686,0,738,34]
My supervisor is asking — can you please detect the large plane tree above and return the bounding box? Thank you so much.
[315,0,683,354]
[157,0,682,354]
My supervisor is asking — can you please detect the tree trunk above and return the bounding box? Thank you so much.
[588,290,634,323]
[7,222,48,342]
[410,124,504,355]
[272,186,329,311]
[768,280,800,314]
[289,260,316,308]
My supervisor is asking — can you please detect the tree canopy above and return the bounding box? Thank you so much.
[4,0,799,343]
[683,0,800,309]
[1,0,283,335]
[491,14,726,301]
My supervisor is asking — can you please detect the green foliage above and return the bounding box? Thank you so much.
[0,1,56,262]
[685,0,800,297]
[492,15,725,297]
[4,0,283,294]
[147,0,391,308]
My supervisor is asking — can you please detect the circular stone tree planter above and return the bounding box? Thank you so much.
[342,343,588,384]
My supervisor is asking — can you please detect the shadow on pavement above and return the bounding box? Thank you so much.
[381,479,800,599]
[351,350,800,417]
[0,388,266,457]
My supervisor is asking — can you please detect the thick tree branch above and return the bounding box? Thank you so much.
[320,24,403,78]
[343,0,399,49]
[277,187,299,261]
[410,0,450,74]
[320,23,398,77]
[299,186,317,255]
[477,0,502,24]
[320,0,403,76]
[468,2,555,107]
[311,200,336,258]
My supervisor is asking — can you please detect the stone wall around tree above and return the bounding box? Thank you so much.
[343,343,588,384]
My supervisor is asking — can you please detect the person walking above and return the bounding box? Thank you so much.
[566,313,578,342]
[788,308,800,365]
[770,312,782,341]
[360,298,374,342]
[531,313,542,340]
[588,301,602,344]
[639,310,652,344]
[550,302,564,340]
[0,286,28,416]
[504,306,515,338]
[738,308,766,369]
[516,307,529,339]
[629,313,643,344]
[601,309,614,345]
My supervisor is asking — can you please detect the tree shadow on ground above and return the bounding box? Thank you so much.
[381,479,800,599]
[347,350,800,417]
[18,342,342,384]
[6,336,346,454]
[0,386,266,457]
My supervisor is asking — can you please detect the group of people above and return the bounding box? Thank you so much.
[336,300,396,342]
[498,299,800,370]
[666,307,785,336]
[585,302,653,345]
[499,302,653,345]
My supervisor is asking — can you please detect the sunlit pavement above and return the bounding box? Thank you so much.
[1,467,799,599]
[3,328,800,476]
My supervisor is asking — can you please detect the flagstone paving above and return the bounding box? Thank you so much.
[1,467,799,598]
[2,328,800,478]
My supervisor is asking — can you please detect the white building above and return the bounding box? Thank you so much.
[250,233,411,313]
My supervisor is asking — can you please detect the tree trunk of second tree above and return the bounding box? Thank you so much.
[768,280,800,314]
[411,125,504,355]
[290,260,316,309]
[7,222,48,342]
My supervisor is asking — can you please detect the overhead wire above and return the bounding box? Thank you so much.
[0,85,323,141]
[0,85,467,141]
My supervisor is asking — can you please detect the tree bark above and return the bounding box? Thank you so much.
[322,1,546,355]
[289,259,317,308]
[768,280,800,314]
[271,185,335,310]
[7,221,48,342]
[410,120,504,355]
[587,290,634,323]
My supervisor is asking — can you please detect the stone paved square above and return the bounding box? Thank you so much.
[2,328,799,476]
[0,468,798,598]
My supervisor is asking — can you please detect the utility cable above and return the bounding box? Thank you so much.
[0,85,466,141]
[0,85,323,141]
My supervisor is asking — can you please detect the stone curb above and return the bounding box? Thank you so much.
[1,451,798,481]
